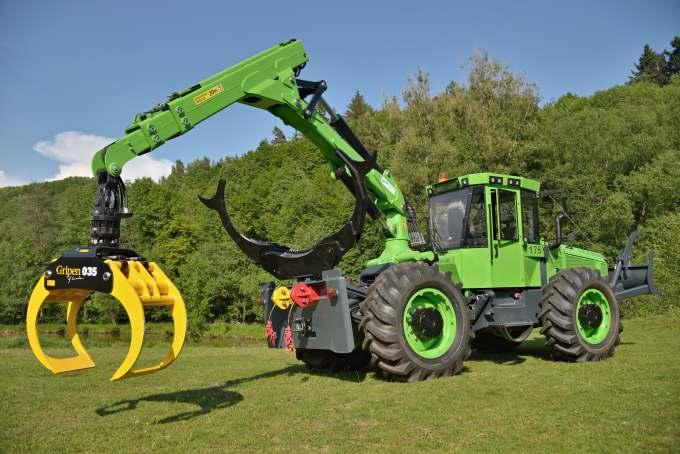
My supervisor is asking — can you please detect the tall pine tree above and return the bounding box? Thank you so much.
[345,91,374,120]
[271,126,286,144]
[664,36,680,79]
[630,44,669,85]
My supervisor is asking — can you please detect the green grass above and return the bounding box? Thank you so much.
[1,318,679,453]
[0,322,263,348]
[0,322,263,338]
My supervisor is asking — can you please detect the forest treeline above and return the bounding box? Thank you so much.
[1,39,679,332]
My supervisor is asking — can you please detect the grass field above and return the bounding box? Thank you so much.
[1,318,679,453]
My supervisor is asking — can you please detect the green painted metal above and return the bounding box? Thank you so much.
[547,245,608,279]
[576,288,612,344]
[427,175,608,292]
[426,172,541,196]
[89,39,428,269]
[434,183,542,289]
[402,288,457,359]
[91,39,611,288]
[91,40,308,177]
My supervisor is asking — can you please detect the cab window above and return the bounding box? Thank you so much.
[430,188,469,249]
[465,186,487,247]
[521,190,539,243]
[429,186,487,250]
[491,189,518,241]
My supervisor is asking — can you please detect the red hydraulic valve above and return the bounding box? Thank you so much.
[290,282,322,308]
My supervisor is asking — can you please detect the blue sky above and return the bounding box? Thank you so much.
[0,0,678,185]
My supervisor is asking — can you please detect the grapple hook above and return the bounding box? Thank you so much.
[199,149,370,279]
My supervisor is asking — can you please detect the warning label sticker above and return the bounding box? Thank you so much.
[193,83,224,106]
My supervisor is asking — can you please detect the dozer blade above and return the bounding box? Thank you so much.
[26,247,187,381]
[609,230,660,300]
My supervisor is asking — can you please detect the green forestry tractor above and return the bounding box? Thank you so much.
[26,39,657,382]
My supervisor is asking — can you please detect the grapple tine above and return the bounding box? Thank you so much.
[109,261,187,380]
[26,279,95,374]
[108,261,146,381]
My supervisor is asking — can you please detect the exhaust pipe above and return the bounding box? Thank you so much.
[549,213,565,249]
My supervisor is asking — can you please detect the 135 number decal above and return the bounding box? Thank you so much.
[525,244,543,256]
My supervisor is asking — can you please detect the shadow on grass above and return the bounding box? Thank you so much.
[96,336,592,423]
[96,364,366,424]
[469,337,553,365]
[96,385,244,423]
[470,336,635,365]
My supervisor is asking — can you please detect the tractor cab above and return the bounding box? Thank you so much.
[426,173,543,290]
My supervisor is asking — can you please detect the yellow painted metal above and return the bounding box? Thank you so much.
[26,280,95,374]
[25,260,187,382]
[272,286,292,309]
[107,260,187,380]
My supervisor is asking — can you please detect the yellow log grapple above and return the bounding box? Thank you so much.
[26,247,186,381]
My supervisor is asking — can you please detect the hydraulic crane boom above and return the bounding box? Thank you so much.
[26,39,432,383]
[90,38,430,279]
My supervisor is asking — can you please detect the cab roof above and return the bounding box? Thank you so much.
[426,172,540,197]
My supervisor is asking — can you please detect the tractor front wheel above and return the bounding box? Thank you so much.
[359,262,472,382]
[539,268,621,361]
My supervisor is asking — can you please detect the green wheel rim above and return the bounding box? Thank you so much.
[402,288,457,359]
[576,288,612,345]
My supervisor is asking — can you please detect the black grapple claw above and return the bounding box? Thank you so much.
[199,149,369,279]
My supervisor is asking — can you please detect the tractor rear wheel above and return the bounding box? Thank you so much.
[359,262,472,382]
[295,348,370,371]
[539,267,621,361]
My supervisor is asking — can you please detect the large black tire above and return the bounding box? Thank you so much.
[295,348,370,372]
[359,262,472,382]
[539,267,621,361]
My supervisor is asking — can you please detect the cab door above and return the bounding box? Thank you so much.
[487,187,524,287]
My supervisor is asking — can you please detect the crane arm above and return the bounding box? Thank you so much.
[90,39,430,279]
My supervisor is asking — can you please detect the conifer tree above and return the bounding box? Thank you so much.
[630,44,669,85]
[271,127,286,144]
[345,91,374,119]
[664,36,680,78]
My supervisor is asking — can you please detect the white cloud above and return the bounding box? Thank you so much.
[120,155,174,180]
[34,131,110,168]
[0,169,26,188]
[32,131,172,182]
